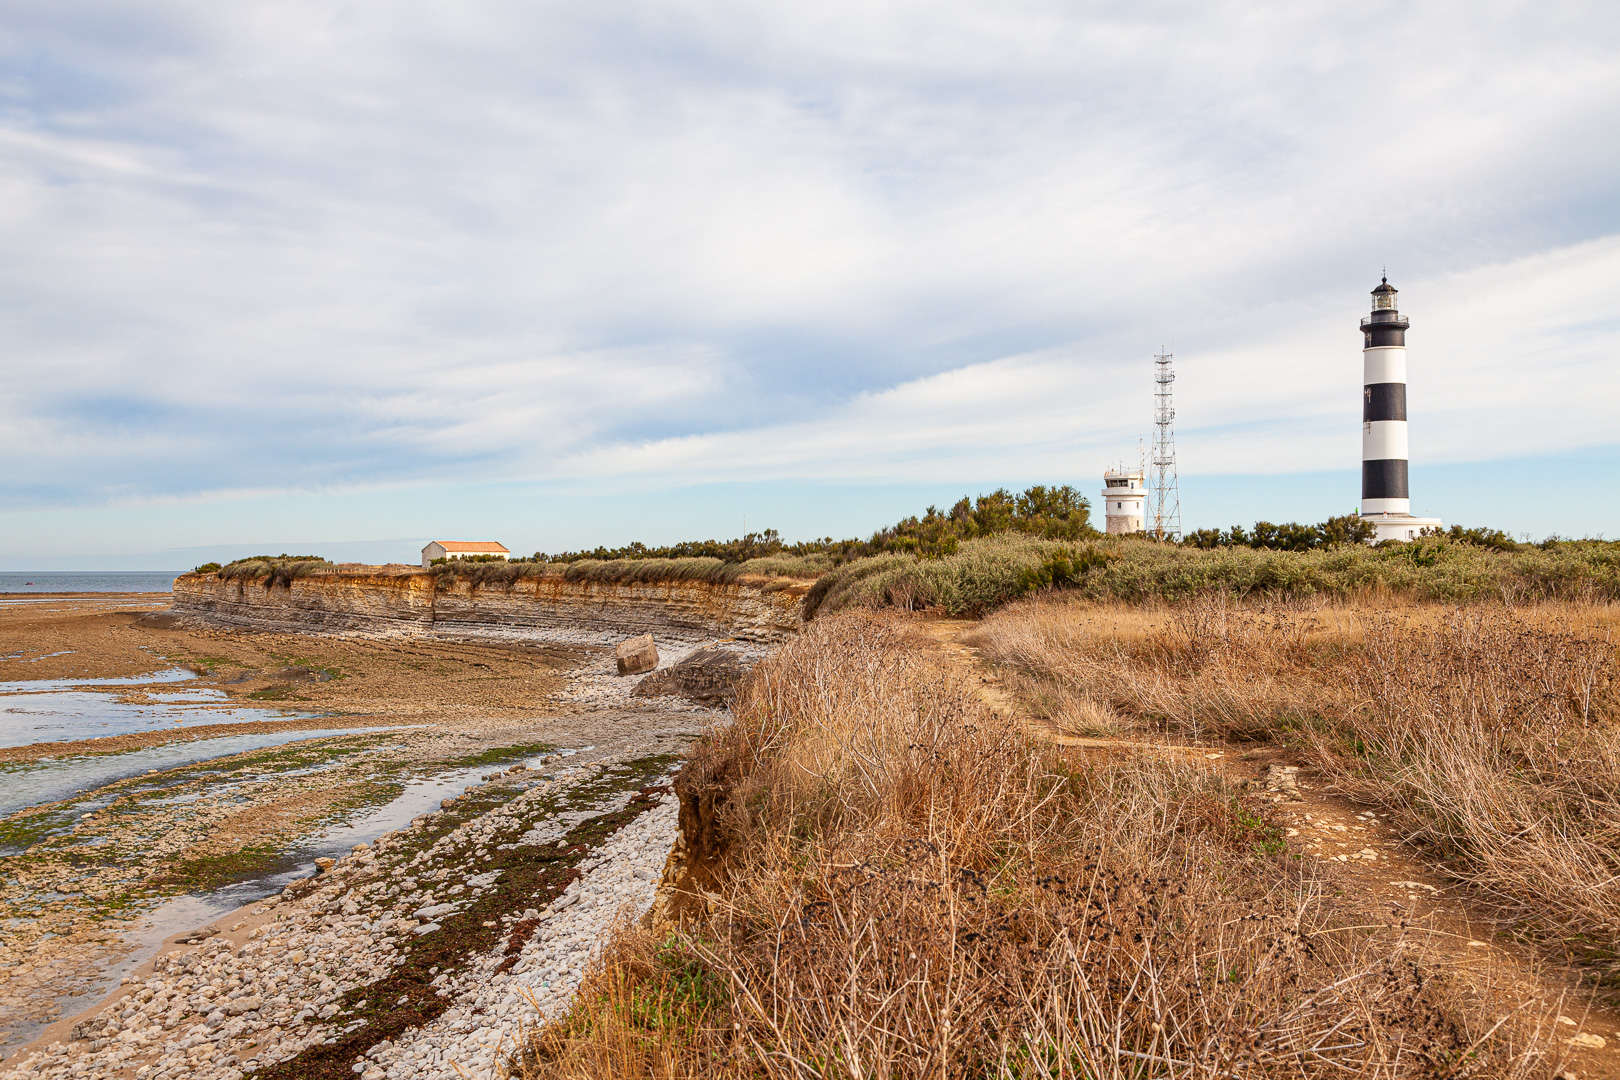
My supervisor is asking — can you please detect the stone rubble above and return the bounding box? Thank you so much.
[0,757,682,1080]
[613,634,659,676]
[553,639,764,713]
[367,797,678,1079]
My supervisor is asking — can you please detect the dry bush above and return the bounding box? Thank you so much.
[431,557,751,590]
[513,612,1546,1080]
[972,597,1345,744]
[1326,613,1620,960]
[213,556,334,587]
[1019,677,1125,737]
[430,553,827,590]
[973,597,1620,975]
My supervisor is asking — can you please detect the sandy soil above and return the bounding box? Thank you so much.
[1,597,584,763]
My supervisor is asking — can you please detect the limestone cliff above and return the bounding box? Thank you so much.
[171,568,805,644]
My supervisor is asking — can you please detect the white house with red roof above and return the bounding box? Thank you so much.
[421,540,511,568]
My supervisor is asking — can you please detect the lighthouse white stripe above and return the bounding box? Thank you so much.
[1363,347,1407,385]
[1362,497,1412,515]
[1362,420,1409,462]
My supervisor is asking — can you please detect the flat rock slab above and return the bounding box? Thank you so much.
[632,648,750,704]
[615,634,658,675]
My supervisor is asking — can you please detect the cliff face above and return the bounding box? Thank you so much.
[172,570,805,644]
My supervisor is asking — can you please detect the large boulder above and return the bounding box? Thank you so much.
[632,648,750,704]
[615,634,659,675]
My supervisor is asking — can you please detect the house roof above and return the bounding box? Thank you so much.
[426,541,510,553]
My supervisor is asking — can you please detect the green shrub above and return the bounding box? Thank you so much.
[807,534,1620,618]
[531,485,1096,568]
[1424,523,1522,552]
[1184,514,1377,550]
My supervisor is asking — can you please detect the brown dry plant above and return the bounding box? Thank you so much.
[511,612,1550,1080]
[971,597,1620,976]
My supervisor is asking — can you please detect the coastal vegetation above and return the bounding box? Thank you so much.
[186,486,1616,620]
[516,613,1546,1079]
[970,598,1620,981]
[1183,520,1526,553]
[1181,513,1377,549]
[429,554,830,590]
[186,529,1620,624]
[420,485,1097,587]
[210,554,335,587]
[180,495,1618,647]
[805,533,1620,618]
[528,485,1098,565]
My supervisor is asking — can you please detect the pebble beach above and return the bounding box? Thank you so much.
[0,595,746,1080]
[5,757,681,1080]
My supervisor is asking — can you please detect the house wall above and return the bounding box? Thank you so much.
[421,543,511,568]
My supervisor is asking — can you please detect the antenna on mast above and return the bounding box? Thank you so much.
[1150,350,1181,541]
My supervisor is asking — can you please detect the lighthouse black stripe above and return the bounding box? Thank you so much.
[1362,459,1409,500]
[1363,382,1406,422]
[1364,326,1405,348]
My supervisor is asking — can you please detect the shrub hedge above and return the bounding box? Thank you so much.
[805,534,1620,618]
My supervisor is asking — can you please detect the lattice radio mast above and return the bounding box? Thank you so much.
[1150,350,1181,541]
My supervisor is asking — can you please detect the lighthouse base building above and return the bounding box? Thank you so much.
[1360,512,1443,544]
[1357,277,1441,544]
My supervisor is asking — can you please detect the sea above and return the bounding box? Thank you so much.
[0,571,182,593]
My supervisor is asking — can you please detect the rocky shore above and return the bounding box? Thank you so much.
[4,745,684,1080]
[171,568,806,644]
[0,596,760,1080]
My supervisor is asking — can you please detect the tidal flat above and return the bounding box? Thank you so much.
[0,596,719,1071]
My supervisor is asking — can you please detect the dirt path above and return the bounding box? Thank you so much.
[917,614,1620,1079]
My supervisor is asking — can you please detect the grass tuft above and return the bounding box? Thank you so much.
[973,596,1620,978]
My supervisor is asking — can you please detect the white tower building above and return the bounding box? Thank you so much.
[1102,467,1146,534]
[1359,277,1442,542]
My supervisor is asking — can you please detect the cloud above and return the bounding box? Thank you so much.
[0,0,1617,519]
[539,232,1620,489]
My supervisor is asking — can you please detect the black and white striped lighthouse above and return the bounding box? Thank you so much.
[1358,276,1441,542]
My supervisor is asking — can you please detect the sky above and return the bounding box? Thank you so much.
[2,1,1617,568]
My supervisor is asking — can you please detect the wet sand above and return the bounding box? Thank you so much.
[2,596,585,762]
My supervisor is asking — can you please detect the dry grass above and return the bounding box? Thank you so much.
[214,556,335,586]
[430,555,826,590]
[511,613,1551,1079]
[429,557,750,588]
[972,597,1620,977]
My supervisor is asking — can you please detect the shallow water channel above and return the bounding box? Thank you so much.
[0,668,313,749]
[1,667,334,824]
[9,747,585,1050]
[0,660,590,1050]
[0,728,387,824]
